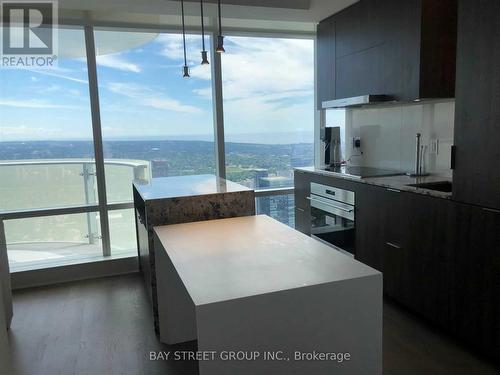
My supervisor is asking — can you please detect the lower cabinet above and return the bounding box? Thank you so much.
[294,171,311,236]
[294,207,311,236]
[448,204,500,359]
[294,171,500,360]
[356,182,500,362]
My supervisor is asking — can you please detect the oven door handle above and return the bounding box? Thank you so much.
[306,196,354,213]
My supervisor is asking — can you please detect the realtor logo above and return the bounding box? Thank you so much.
[1,0,58,68]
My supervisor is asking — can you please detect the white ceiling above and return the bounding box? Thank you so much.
[59,0,358,28]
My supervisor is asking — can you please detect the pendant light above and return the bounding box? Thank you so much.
[216,0,225,53]
[200,0,209,64]
[181,0,190,77]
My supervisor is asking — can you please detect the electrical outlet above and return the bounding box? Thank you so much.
[430,139,439,155]
[353,137,361,149]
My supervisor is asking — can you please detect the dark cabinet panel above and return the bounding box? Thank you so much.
[293,171,311,235]
[381,0,421,101]
[403,194,453,326]
[293,171,310,210]
[334,0,384,59]
[449,204,500,360]
[355,184,387,272]
[453,0,500,210]
[294,207,310,236]
[316,18,335,109]
[335,45,386,100]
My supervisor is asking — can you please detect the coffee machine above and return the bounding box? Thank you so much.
[321,126,342,167]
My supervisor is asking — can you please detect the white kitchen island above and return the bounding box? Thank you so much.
[154,215,382,375]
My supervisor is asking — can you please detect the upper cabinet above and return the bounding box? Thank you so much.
[452,0,500,210]
[316,0,458,109]
[316,18,336,110]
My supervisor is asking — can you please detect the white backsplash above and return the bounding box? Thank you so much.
[325,100,455,177]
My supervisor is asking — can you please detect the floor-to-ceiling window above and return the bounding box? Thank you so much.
[221,36,315,227]
[0,27,104,271]
[0,25,315,272]
[93,29,216,254]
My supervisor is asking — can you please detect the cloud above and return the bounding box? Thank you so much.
[26,68,88,84]
[0,99,75,109]
[0,125,64,141]
[106,82,201,114]
[217,37,314,101]
[155,35,314,113]
[96,54,141,73]
[155,34,201,62]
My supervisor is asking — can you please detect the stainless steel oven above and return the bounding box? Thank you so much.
[308,183,355,256]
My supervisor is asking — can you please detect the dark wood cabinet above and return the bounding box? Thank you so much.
[355,184,387,272]
[316,0,457,106]
[294,207,310,236]
[334,0,384,59]
[453,0,500,210]
[354,180,500,361]
[295,162,500,360]
[449,204,500,360]
[293,171,311,235]
[316,17,335,109]
[403,194,453,327]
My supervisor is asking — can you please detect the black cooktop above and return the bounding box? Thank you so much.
[323,166,404,179]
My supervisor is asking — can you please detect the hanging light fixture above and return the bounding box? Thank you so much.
[216,0,225,53]
[200,0,209,64]
[181,0,190,77]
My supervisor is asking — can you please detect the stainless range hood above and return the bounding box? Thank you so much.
[322,95,393,109]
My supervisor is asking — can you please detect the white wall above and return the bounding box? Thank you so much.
[325,100,455,177]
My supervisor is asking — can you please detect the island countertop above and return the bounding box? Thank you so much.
[133,174,253,202]
[154,214,380,306]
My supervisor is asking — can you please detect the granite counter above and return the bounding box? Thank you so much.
[133,174,255,331]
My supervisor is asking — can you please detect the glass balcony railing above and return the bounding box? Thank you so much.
[0,159,150,271]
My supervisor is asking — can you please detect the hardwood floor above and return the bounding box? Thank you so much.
[2,274,499,375]
[4,274,198,375]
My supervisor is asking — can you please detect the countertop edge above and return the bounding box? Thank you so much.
[295,167,453,200]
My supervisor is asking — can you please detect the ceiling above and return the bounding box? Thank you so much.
[59,0,358,30]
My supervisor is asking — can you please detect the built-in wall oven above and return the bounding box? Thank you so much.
[308,183,355,257]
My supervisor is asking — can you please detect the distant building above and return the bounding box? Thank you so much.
[256,175,294,227]
[151,159,169,178]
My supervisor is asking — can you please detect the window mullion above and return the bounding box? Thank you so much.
[84,25,111,256]
[209,28,226,179]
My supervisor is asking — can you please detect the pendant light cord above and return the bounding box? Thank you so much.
[181,0,188,67]
[200,0,206,51]
[217,0,222,36]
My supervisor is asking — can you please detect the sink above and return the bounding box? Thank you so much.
[406,181,452,193]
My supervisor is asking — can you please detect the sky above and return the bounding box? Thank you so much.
[0,28,315,144]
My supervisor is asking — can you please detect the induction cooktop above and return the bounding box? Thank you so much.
[322,166,404,179]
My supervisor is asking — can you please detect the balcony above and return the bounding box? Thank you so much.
[0,159,150,272]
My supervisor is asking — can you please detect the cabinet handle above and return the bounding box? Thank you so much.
[306,196,354,213]
[296,207,305,212]
[386,241,402,249]
[386,188,401,193]
[483,207,500,214]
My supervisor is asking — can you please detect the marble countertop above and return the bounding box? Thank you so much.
[154,215,380,306]
[296,167,452,199]
[133,174,253,201]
